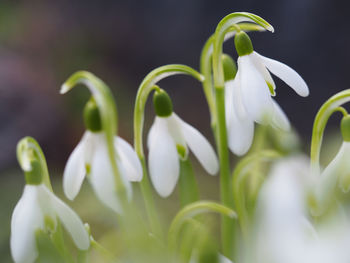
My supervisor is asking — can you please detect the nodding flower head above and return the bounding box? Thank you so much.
[11,137,90,263]
[61,71,142,214]
[224,31,309,156]
[63,97,142,213]
[147,88,219,197]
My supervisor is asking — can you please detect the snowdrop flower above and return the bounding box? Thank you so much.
[312,115,350,214]
[225,31,309,155]
[254,155,350,263]
[63,98,142,213]
[11,157,90,263]
[147,88,219,197]
[254,156,313,263]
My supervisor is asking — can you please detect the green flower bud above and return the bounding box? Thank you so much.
[341,115,350,142]
[153,88,173,117]
[84,98,102,132]
[25,159,43,185]
[222,54,237,82]
[234,31,254,56]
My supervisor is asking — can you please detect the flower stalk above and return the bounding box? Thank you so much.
[134,64,204,238]
[310,90,350,175]
[210,12,274,258]
[61,71,128,205]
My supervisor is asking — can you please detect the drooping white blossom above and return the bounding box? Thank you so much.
[254,156,350,263]
[147,113,219,197]
[63,131,142,213]
[11,184,90,263]
[226,31,309,156]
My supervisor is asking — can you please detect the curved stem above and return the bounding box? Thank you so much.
[310,90,350,175]
[133,65,204,238]
[168,201,237,251]
[17,136,52,191]
[200,23,266,129]
[335,106,348,117]
[210,12,273,258]
[134,64,204,157]
[61,71,126,200]
[212,13,274,88]
[232,150,281,241]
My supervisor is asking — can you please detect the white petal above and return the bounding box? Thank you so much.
[255,156,312,263]
[238,55,274,124]
[115,157,133,201]
[219,254,233,263]
[226,79,255,155]
[251,52,276,94]
[166,114,188,158]
[226,97,255,156]
[315,142,350,210]
[271,99,291,131]
[39,186,90,250]
[177,115,219,175]
[90,143,124,213]
[11,185,44,263]
[63,139,86,200]
[147,119,157,149]
[115,137,143,182]
[230,74,248,120]
[148,117,179,197]
[255,51,309,97]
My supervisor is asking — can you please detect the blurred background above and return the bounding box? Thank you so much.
[0,0,349,261]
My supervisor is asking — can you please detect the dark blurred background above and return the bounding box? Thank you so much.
[0,0,349,171]
[0,0,349,261]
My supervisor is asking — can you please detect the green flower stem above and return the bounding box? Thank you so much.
[232,150,280,242]
[200,23,266,129]
[17,136,52,191]
[50,224,76,263]
[77,250,88,263]
[310,90,350,175]
[61,71,127,202]
[90,238,118,263]
[335,106,348,117]
[210,12,273,258]
[214,86,235,257]
[179,158,199,208]
[168,201,237,251]
[134,65,204,238]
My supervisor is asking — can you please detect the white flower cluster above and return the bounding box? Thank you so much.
[9,11,350,263]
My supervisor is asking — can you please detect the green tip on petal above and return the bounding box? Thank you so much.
[84,97,102,132]
[222,54,237,82]
[341,115,350,142]
[234,31,254,56]
[267,81,275,96]
[25,159,43,185]
[153,87,173,117]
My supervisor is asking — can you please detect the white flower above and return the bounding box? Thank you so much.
[11,183,90,263]
[226,32,309,156]
[313,141,350,214]
[254,156,350,263]
[147,113,219,197]
[63,131,142,213]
